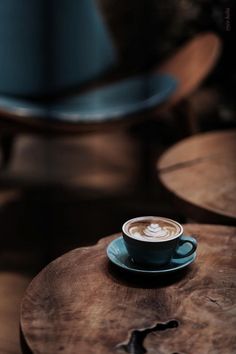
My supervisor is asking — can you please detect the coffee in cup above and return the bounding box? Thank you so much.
[122,216,197,267]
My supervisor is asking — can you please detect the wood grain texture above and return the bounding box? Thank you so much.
[0,273,30,354]
[158,130,236,224]
[157,32,221,107]
[21,224,236,354]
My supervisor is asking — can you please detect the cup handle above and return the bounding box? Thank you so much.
[174,236,197,259]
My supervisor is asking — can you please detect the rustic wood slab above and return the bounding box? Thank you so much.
[21,224,236,354]
[157,32,221,107]
[0,273,30,354]
[158,130,236,224]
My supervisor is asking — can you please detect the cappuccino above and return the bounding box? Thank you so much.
[122,216,196,266]
[124,217,182,242]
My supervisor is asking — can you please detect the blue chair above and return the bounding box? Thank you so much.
[0,0,177,168]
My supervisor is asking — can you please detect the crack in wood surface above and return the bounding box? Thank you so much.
[205,296,222,309]
[159,153,220,174]
[117,320,179,354]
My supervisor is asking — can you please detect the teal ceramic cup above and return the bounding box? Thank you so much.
[122,216,197,267]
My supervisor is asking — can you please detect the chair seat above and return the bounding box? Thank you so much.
[0,74,177,125]
[49,74,177,122]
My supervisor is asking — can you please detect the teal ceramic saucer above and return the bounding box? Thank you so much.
[106,236,196,275]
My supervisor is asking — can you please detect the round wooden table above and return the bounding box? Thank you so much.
[21,224,236,354]
[158,130,236,225]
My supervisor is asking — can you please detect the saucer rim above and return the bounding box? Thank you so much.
[106,236,197,274]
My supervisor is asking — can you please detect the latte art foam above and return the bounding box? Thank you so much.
[128,221,180,241]
[144,223,170,238]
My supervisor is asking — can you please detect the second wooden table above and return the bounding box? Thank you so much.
[158,130,236,225]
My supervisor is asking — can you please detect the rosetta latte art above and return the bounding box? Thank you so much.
[129,223,177,241]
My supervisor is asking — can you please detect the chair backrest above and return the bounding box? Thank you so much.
[0,0,116,97]
[0,0,44,96]
[50,0,116,95]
